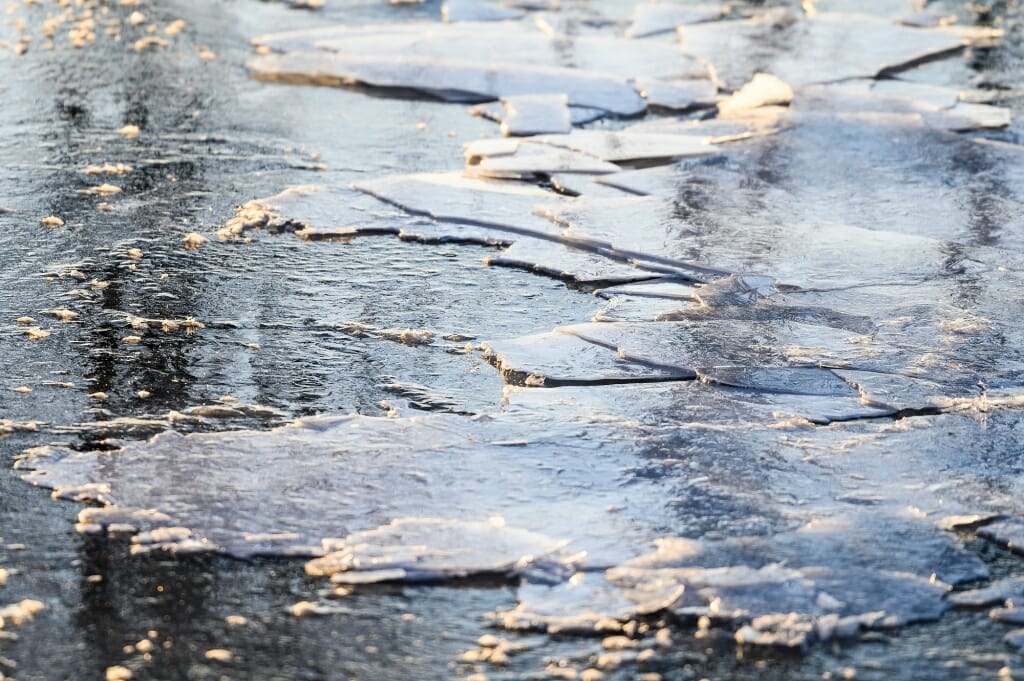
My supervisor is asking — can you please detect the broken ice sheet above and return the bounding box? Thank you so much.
[677,10,987,88]
[694,367,856,396]
[466,103,607,128]
[501,366,889,426]
[484,237,666,286]
[249,51,647,115]
[593,293,694,322]
[481,330,691,386]
[535,196,732,280]
[922,101,1012,132]
[807,0,918,15]
[354,172,566,240]
[555,319,928,386]
[397,220,515,247]
[625,2,728,39]
[306,518,580,583]
[589,275,748,322]
[470,95,581,138]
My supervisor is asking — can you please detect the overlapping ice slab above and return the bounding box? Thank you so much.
[484,238,664,285]
[593,292,695,322]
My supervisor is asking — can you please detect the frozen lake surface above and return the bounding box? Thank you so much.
[2,0,1024,679]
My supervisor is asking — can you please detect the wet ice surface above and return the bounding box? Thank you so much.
[3,0,1024,679]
